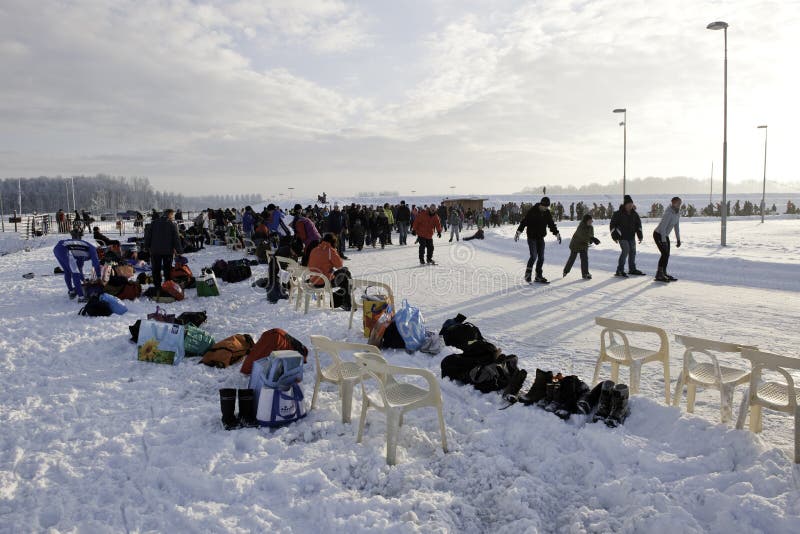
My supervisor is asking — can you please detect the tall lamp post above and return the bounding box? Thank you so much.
[613,108,627,199]
[707,20,728,246]
[757,125,768,223]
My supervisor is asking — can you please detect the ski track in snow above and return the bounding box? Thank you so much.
[1,218,799,533]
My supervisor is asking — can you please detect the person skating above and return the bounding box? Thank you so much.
[412,204,442,265]
[448,207,462,242]
[515,196,561,283]
[396,200,411,245]
[609,195,644,277]
[563,214,600,279]
[653,197,682,282]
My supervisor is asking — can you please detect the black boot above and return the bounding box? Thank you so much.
[578,381,605,415]
[502,369,528,402]
[592,381,616,423]
[606,384,630,427]
[237,389,259,428]
[543,382,561,412]
[520,369,552,405]
[219,388,239,430]
[552,375,584,420]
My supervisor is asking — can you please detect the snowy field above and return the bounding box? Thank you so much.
[1,217,799,532]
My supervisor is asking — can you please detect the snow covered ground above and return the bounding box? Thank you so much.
[1,217,799,532]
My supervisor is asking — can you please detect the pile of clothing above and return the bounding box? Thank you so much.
[438,314,630,426]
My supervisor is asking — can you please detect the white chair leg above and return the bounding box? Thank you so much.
[794,406,799,463]
[295,290,302,311]
[385,409,401,466]
[438,405,448,453]
[304,294,310,314]
[610,362,620,383]
[735,390,750,430]
[310,375,321,410]
[349,307,354,330]
[750,404,763,433]
[672,372,684,408]
[592,357,603,386]
[628,362,640,395]
[686,384,697,413]
[720,385,735,424]
[356,400,368,443]
[662,360,671,405]
[340,380,355,424]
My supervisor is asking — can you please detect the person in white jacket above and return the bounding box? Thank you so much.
[653,197,682,282]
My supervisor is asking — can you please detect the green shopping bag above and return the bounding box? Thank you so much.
[184,324,215,357]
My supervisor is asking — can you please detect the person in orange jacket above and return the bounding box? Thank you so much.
[411,204,443,265]
[307,233,351,309]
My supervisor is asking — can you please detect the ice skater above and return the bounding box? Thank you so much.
[653,197,682,282]
[412,204,443,265]
[563,214,600,280]
[515,196,561,283]
[52,238,101,301]
[609,195,645,277]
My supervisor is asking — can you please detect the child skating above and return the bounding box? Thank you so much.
[563,214,600,280]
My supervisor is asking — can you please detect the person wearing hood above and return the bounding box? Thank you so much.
[307,233,351,309]
[563,214,600,279]
[609,195,645,277]
[653,197,682,282]
[515,196,561,283]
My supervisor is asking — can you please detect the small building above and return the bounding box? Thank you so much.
[441,197,488,213]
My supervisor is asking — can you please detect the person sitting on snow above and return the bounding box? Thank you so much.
[53,238,101,301]
[92,226,120,247]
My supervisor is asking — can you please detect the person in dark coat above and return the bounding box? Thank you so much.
[609,195,645,277]
[325,203,349,259]
[515,197,561,283]
[144,209,183,288]
[396,200,411,245]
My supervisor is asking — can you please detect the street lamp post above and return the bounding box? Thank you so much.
[757,125,768,223]
[287,187,294,200]
[613,108,627,199]
[707,20,728,246]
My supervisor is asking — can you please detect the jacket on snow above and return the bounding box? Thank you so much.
[412,210,443,239]
[516,204,559,239]
[144,217,184,256]
[609,207,643,241]
[654,207,681,243]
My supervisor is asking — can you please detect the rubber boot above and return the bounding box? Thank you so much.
[520,369,552,406]
[237,389,259,428]
[502,369,528,403]
[544,382,561,413]
[219,388,239,430]
[606,384,630,428]
[592,381,616,423]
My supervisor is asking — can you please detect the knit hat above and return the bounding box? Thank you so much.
[623,195,634,205]
[293,203,303,214]
[540,196,551,207]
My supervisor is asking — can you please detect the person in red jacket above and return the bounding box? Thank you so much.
[411,204,443,265]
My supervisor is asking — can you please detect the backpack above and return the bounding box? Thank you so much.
[116,281,143,300]
[380,321,406,349]
[211,259,228,278]
[183,325,215,357]
[161,280,184,301]
[201,334,255,368]
[79,295,113,317]
[170,264,195,289]
[440,340,500,383]
[469,354,519,393]
[442,322,484,351]
[241,329,308,375]
[222,263,252,283]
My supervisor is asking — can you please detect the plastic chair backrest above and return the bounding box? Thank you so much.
[311,335,380,366]
[350,279,395,308]
[741,348,800,409]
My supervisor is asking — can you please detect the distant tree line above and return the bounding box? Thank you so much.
[520,176,800,195]
[0,175,263,215]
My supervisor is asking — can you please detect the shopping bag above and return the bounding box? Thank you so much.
[394,299,426,351]
[255,384,307,427]
[183,324,215,356]
[362,291,390,338]
[136,320,185,365]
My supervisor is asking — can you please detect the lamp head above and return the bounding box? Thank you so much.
[706,21,728,30]
[613,108,626,113]
[757,125,768,129]
[619,122,625,126]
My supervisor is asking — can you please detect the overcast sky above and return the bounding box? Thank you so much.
[1,0,798,196]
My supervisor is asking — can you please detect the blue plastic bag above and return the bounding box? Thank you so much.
[394,299,426,351]
[99,293,128,315]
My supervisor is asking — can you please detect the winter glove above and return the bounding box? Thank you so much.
[437,232,442,238]
[556,233,562,244]
[592,237,601,245]
[676,240,681,248]
[514,231,520,242]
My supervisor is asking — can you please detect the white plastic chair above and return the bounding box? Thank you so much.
[295,268,335,314]
[671,335,756,423]
[592,317,671,403]
[354,352,448,465]
[242,238,257,255]
[225,235,243,251]
[348,279,395,331]
[274,256,301,303]
[735,348,800,463]
[309,336,381,423]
